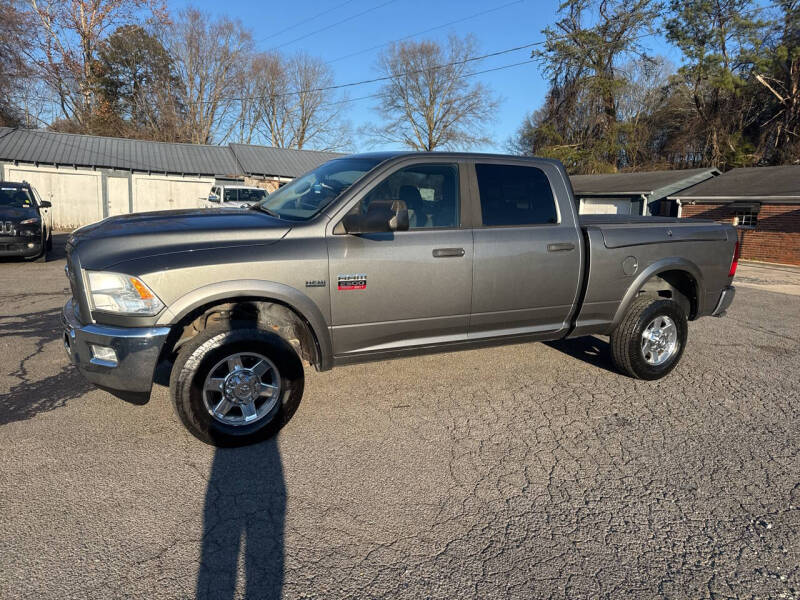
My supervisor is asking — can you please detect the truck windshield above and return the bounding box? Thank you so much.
[0,187,34,208]
[256,158,382,221]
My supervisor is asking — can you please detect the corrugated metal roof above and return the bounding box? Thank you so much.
[570,168,720,196]
[229,143,344,178]
[670,165,800,199]
[0,127,243,176]
[0,127,346,179]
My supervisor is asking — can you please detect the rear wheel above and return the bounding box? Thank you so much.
[170,323,304,446]
[610,296,687,380]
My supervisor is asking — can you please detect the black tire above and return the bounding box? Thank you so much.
[170,323,304,446]
[610,296,688,380]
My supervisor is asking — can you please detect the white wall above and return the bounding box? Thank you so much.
[2,162,215,229]
[3,163,104,228]
[579,196,642,215]
[132,173,212,213]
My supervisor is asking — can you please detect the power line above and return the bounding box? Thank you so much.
[313,58,537,109]
[12,1,788,116]
[10,57,538,113]
[259,0,361,43]
[268,0,400,51]
[325,0,525,64]
[218,41,541,103]
[232,0,787,104]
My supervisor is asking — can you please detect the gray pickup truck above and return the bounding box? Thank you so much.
[62,152,738,446]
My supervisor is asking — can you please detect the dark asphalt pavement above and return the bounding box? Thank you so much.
[1,234,799,599]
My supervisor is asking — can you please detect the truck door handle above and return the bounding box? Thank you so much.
[547,243,575,252]
[432,247,465,258]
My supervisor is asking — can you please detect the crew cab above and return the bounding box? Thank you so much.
[61,152,738,446]
[0,181,53,262]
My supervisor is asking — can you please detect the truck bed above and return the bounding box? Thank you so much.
[570,215,737,337]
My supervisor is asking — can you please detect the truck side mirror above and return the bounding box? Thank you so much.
[208,193,220,203]
[39,200,52,208]
[342,200,409,234]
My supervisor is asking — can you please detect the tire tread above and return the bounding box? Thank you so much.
[169,323,303,446]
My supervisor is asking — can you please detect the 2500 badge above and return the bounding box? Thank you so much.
[337,274,367,290]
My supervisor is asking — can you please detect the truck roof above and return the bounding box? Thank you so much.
[343,151,565,166]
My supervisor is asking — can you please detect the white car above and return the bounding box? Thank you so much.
[206,185,268,208]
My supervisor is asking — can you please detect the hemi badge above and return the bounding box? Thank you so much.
[337,274,367,290]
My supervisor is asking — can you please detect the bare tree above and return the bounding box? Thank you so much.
[238,52,351,151]
[367,35,500,151]
[285,53,351,150]
[0,0,31,126]
[233,53,284,145]
[165,7,253,144]
[24,0,165,128]
[615,57,673,169]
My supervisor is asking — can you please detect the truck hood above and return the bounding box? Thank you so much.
[69,208,292,270]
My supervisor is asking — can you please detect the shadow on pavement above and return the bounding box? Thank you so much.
[48,232,71,261]
[545,335,617,373]
[0,306,93,425]
[197,439,286,599]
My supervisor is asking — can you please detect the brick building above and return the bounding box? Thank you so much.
[670,165,800,266]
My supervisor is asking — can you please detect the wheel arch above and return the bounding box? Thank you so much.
[611,258,703,329]
[157,280,333,371]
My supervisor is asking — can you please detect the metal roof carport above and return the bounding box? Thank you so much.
[570,168,721,216]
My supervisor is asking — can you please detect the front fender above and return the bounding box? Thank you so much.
[157,279,333,371]
[610,257,704,329]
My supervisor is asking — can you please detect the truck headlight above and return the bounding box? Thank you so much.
[87,271,164,315]
[19,218,40,225]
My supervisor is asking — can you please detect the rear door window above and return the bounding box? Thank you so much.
[475,163,557,226]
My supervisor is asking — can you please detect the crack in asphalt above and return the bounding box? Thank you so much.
[1,251,799,599]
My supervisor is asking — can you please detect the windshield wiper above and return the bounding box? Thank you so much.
[251,204,280,218]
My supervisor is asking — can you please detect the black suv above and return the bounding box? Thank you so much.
[0,181,53,261]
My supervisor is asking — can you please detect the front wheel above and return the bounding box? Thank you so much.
[610,296,688,380]
[170,324,304,446]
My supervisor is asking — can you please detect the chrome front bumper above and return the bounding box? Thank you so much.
[61,299,171,395]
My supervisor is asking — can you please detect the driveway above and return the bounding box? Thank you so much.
[1,235,799,599]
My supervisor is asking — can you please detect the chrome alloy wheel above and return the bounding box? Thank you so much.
[641,315,679,366]
[202,352,281,426]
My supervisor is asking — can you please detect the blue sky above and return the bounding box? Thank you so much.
[170,0,677,152]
